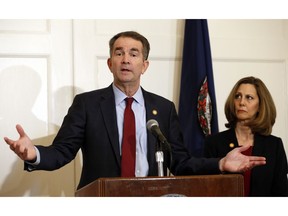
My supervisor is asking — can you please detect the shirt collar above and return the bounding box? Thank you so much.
[112,83,144,106]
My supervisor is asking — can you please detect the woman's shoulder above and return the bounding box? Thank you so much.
[256,133,283,144]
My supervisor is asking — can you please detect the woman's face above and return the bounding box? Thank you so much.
[234,83,260,122]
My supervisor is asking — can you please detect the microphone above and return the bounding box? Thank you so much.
[147,119,173,177]
[146,119,168,144]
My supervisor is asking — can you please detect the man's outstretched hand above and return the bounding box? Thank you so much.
[4,124,36,161]
[219,145,266,173]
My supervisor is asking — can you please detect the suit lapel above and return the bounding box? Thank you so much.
[100,85,121,166]
[231,129,264,156]
[252,134,265,156]
[142,89,158,175]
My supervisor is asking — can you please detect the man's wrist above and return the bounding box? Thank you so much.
[25,146,40,165]
[219,158,225,173]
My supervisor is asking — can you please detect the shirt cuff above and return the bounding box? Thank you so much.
[25,146,40,167]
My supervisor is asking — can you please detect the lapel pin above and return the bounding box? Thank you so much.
[229,143,234,148]
[152,109,158,115]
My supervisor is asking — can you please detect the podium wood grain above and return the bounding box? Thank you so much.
[75,174,244,197]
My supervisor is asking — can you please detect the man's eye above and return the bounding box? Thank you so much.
[130,52,139,57]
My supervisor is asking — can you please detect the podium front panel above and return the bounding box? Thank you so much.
[75,174,244,197]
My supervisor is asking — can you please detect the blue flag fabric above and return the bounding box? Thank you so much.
[178,19,219,157]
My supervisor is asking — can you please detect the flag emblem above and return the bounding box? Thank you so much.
[197,76,212,136]
[178,19,218,156]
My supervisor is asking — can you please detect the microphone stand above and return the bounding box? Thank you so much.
[155,141,164,177]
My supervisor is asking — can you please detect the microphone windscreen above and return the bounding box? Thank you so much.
[146,119,159,131]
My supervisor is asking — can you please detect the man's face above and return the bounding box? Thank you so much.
[107,37,149,86]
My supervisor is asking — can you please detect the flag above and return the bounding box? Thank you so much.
[178,19,218,157]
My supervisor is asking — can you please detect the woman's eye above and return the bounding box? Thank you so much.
[235,94,241,99]
[247,95,253,100]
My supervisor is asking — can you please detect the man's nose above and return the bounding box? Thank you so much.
[121,54,130,64]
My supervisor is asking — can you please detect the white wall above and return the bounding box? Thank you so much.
[209,20,288,153]
[0,19,287,197]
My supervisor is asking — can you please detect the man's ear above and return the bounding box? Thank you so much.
[141,60,149,74]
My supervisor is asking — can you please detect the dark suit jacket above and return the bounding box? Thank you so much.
[26,84,221,189]
[204,129,288,196]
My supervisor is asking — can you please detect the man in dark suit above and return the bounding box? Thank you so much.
[4,31,266,190]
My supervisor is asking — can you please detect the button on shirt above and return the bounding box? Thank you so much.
[113,84,149,177]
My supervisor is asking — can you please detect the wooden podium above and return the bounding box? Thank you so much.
[75,174,244,197]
